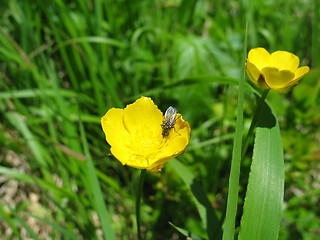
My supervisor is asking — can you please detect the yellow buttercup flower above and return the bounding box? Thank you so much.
[246,47,310,90]
[101,96,191,171]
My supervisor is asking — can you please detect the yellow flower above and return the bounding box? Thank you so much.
[246,47,310,90]
[101,96,191,171]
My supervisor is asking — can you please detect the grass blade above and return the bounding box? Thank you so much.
[222,23,247,240]
[5,112,51,168]
[79,118,115,240]
[238,102,284,240]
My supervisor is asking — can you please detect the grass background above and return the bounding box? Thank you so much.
[0,0,319,239]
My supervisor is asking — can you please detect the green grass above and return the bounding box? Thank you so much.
[0,0,319,239]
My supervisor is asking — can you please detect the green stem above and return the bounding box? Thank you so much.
[136,169,146,240]
[241,89,270,159]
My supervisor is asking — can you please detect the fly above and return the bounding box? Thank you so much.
[161,106,177,137]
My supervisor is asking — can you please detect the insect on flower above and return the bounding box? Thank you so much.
[161,106,178,137]
[101,97,191,171]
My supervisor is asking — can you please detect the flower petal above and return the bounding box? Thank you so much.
[283,66,310,88]
[163,136,189,157]
[101,108,130,147]
[112,145,153,169]
[246,61,262,83]
[261,67,295,89]
[271,51,299,71]
[247,48,271,70]
[294,66,310,81]
[110,145,131,166]
[173,114,191,138]
[123,96,163,139]
[147,136,188,170]
[148,116,191,171]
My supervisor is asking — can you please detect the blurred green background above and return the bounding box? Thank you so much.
[0,0,319,239]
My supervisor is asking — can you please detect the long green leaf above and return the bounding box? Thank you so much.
[238,102,284,240]
[0,89,94,104]
[0,166,34,184]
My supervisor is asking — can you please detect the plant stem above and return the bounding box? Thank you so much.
[241,89,270,159]
[136,169,146,240]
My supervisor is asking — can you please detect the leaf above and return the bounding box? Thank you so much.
[238,101,284,240]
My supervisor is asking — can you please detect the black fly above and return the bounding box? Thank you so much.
[161,106,177,137]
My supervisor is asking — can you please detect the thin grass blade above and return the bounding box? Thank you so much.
[78,118,115,240]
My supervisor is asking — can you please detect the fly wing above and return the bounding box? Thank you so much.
[164,106,177,117]
[164,106,177,125]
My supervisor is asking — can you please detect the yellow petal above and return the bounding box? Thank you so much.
[271,51,299,71]
[283,66,310,89]
[163,136,189,157]
[147,137,188,171]
[148,117,191,170]
[101,108,130,147]
[246,61,262,83]
[247,48,271,70]
[261,67,295,89]
[174,114,191,138]
[294,66,310,80]
[123,96,163,140]
[110,145,131,166]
